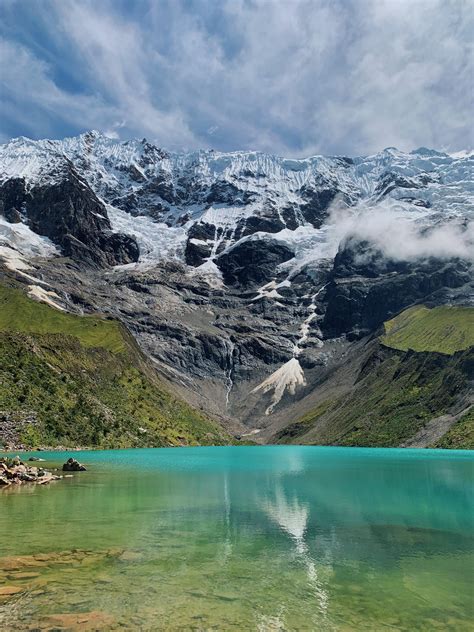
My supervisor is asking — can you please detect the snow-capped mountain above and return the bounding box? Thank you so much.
[0,132,473,444]
[1,132,472,275]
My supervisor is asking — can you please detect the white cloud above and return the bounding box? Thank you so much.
[329,199,474,262]
[0,37,118,137]
[0,0,472,155]
[50,0,197,149]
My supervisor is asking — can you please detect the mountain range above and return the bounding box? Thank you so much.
[0,132,472,449]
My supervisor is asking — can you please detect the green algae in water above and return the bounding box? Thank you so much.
[0,446,472,630]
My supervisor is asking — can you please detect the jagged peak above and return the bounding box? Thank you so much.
[2,133,468,172]
[410,147,449,157]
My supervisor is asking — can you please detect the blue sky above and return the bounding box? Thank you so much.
[1,0,472,156]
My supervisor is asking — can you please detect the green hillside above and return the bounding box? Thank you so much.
[382,305,474,355]
[0,284,230,449]
[275,305,473,448]
[432,408,474,450]
[0,284,126,353]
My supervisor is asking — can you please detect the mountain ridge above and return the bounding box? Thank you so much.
[0,132,472,448]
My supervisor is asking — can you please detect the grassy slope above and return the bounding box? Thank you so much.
[0,284,230,448]
[432,408,474,450]
[382,305,474,355]
[0,285,126,353]
[276,305,474,448]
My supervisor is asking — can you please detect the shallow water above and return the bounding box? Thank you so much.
[0,446,472,631]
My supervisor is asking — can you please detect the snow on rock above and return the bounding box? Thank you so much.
[0,245,50,285]
[0,210,59,279]
[0,245,32,273]
[252,281,284,301]
[0,132,472,276]
[293,284,327,356]
[0,217,59,281]
[190,258,224,288]
[0,216,59,259]
[28,285,65,311]
[252,357,306,415]
[106,204,187,267]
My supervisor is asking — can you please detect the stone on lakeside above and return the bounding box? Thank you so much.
[62,457,87,472]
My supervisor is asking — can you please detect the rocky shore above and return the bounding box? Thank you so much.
[0,456,86,487]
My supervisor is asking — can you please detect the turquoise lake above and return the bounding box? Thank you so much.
[0,446,473,630]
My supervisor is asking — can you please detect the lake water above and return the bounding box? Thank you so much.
[0,446,472,631]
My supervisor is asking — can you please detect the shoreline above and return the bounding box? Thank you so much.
[0,455,86,488]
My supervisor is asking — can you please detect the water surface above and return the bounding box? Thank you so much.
[0,446,472,630]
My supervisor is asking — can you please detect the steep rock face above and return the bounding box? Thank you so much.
[321,238,472,338]
[0,178,26,223]
[0,169,139,267]
[184,222,219,266]
[216,237,295,287]
[297,184,339,227]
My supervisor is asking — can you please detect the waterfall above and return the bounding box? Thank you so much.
[293,283,327,357]
[224,339,235,407]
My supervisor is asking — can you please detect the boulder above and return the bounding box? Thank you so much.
[62,458,87,472]
[0,457,59,486]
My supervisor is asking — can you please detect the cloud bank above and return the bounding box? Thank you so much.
[1,0,473,155]
[330,200,474,262]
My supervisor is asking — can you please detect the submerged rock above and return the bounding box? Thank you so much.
[38,610,116,631]
[0,585,24,596]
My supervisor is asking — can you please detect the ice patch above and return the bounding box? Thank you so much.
[0,245,49,284]
[0,219,58,282]
[252,279,290,301]
[0,245,31,272]
[28,285,65,311]
[0,217,59,259]
[106,204,187,268]
[241,428,262,437]
[252,358,306,415]
[190,258,224,288]
[293,284,327,357]
[448,149,473,159]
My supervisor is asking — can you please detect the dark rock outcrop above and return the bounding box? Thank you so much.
[321,238,473,338]
[206,181,254,206]
[62,458,87,472]
[216,237,294,287]
[0,178,26,221]
[101,232,140,266]
[236,214,286,237]
[0,172,139,267]
[184,222,216,266]
[298,185,338,228]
